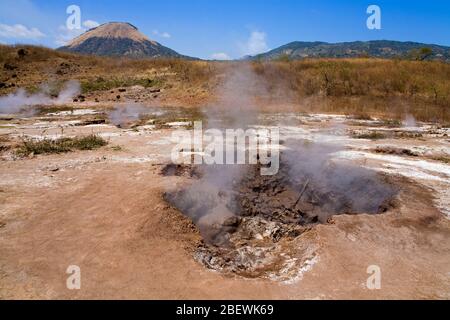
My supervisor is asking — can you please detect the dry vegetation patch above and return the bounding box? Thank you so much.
[352,131,387,140]
[1,45,449,121]
[16,135,107,156]
[250,59,450,122]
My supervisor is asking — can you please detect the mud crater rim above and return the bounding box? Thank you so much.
[161,152,399,281]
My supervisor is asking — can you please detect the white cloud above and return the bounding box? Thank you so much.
[83,20,100,29]
[54,25,84,47]
[239,31,269,56]
[54,20,100,47]
[0,23,45,39]
[211,52,231,60]
[152,30,171,39]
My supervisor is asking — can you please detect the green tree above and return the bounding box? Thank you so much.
[410,47,433,61]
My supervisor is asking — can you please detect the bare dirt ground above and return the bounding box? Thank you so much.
[0,106,449,300]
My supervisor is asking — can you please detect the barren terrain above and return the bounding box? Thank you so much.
[0,46,449,299]
[0,105,449,299]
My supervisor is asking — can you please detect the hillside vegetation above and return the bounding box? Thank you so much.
[1,45,449,122]
[250,59,450,122]
[0,45,216,105]
[251,40,450,62]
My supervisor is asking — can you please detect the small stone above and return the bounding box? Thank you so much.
[222,216,241,227]
[254,233,264,240]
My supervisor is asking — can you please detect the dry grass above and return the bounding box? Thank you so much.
[432,156,450,164]
[1,45,449,122]
[0,45,218,103]
[16,135,107,156]
[250,59,450,122]
[352,131,387,140]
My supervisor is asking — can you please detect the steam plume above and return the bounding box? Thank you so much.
[0,80,81,114]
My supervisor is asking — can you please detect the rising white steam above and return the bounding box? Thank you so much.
[0,80,81,114]
[108,104,147,127]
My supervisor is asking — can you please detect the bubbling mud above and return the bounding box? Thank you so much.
[163,141,398,281]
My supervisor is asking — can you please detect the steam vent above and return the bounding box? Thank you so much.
[164,140,398,281]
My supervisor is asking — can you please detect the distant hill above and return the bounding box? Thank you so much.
[58,22,193,59]
[249,40,450,61]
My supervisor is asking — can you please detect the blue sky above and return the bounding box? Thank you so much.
[0,0,449,59]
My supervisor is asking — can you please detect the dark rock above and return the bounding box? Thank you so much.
[4,63,17,70]
[222,216,241,227]
[118,88,126,92]
[56,62,71,75]
[75,119,106,126]
[17,48,28,58]
[374,146,418,157]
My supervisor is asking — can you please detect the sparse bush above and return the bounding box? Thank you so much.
[37,105,74,115]
[81,77,163,93]
[110,145,123,151]
[16,135,107,156]
[432,156,450,164]
[382,119,402,127]
[352,131,387,140]
[351,113,373,121]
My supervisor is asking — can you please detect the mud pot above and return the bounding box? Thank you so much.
[164,141,398,281]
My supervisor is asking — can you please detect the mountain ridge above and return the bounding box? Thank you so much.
[58,22,194,59]
[249,40,450,61]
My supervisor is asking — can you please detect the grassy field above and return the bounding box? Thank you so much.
[1,45,449,122]
[250,59,450,122]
